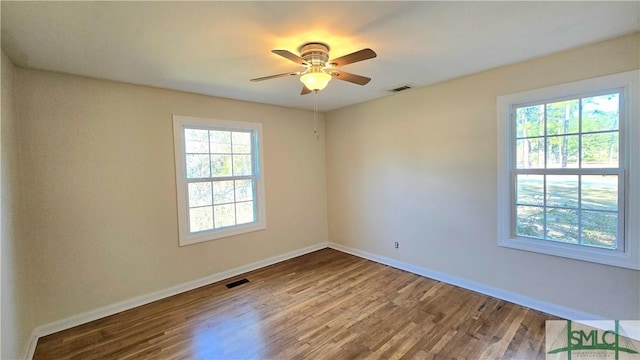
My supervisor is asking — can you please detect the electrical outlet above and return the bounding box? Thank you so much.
[394,241,399,249]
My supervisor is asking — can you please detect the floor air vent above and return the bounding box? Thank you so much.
[226,278,249,289]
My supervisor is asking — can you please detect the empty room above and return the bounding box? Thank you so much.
[1,1,639,359]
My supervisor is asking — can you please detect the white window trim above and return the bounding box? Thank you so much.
[173,115,267,246]
[497,70,639,270]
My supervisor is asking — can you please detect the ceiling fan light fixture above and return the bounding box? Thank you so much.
[300,71,332,91]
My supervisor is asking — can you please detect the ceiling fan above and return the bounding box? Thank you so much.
[250,42,377,95]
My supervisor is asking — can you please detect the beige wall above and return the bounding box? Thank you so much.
[5,31,639,358]
[2,51,34,359]
[14,69,328,327]
[325,32,640,319]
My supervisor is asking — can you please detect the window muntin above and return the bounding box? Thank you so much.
[512,91,623,250]
[184,128,256,233]
[173,116,266,246]
[497,70,639,270]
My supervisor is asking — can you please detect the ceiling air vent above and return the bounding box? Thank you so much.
[390,85,412,92]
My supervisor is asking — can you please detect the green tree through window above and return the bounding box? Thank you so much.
[514,93,621,249]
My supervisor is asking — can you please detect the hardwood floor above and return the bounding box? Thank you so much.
[34,249,558,359]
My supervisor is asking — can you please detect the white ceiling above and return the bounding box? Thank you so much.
[2,1,639,112]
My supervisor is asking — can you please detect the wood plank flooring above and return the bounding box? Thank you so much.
[33,249,558,359]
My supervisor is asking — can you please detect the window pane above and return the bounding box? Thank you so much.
[214,204,235,228]
[236,201,254,225]
[188,182,212,207]
[516,138,544,169]
[546,208,578,244]
[546,99,579,135]
[212,180,234,204]
[232,132,252,154]
[235,179,253,202]
[582,93,619,133]
[516,175,543,206]
[190,206,213,232]
[516,105,544,138]
[210,131,231,153]
[546,135,578,168]
[546,175,578,208]
[211,155,232,177]
[185,129,209,153]
[582,175,618,211]
[516,205,544,239]
[581,132,618,168]
[186,154,211,179]
[581,210,617,249]
[233,155,252,176]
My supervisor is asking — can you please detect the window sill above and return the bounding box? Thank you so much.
[179,222,267,247]
[498,236,639,270]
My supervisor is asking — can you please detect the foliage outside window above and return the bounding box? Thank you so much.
[173,115,266,246]
[497,71,639,269]
[515,93,621,249]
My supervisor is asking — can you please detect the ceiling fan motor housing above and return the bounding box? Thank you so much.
[300,42,330,67]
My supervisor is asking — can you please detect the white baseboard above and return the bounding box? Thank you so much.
[23,331,39,360]
[23,241,601,359]
[327,242,603,321]
[23,242,328,360]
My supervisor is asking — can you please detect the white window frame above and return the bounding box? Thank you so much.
[173,115,267,246]
[497,70,639,270]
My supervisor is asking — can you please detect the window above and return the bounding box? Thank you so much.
[497,70,639,269]
[173,115,266,246]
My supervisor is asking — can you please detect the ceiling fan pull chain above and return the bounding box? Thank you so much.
[313,90,319,140]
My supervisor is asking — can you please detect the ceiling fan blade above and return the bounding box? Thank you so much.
[329,48,377,67]
[301,85,312,95]
[330,70,371,85]
[250,72,299,82]
[272,50,308,66]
